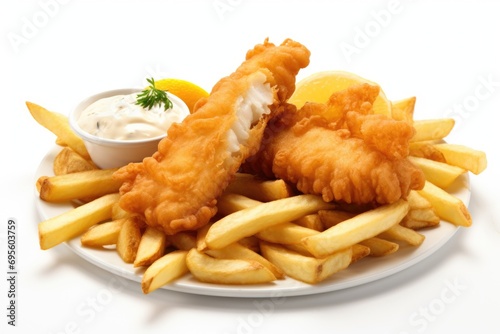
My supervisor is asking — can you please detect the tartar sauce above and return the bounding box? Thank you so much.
[77,92,187,140]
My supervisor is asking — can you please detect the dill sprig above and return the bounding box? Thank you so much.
[136,78,173,111]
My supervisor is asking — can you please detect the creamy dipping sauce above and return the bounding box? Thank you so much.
[77,92,187,140]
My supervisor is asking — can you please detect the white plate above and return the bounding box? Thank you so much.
[34,146,471,298]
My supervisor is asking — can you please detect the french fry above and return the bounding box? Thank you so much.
[379,224,425,246]
[411,118,455,142]
[260,242,352,284]
[283,243,315,257]
[406,190,433,210]
[186,248,276,285]
[400,217,440,230]
[36,176,48,193]
[302,199,409,258]
[38,168,121,202]
[433,143,487,175]
[169,232,197,251]
[238,235,260,253]
[350,244,371,263]
[225,173,295,201]
[403,209,440,229]
[205,194,335,250]
[141,250,189,294]
[408,156,466,189]
[359,237,399,257]
[205,242,284,279]
[400,190,440,229]
[407,208,440,224]
[216,193,261,216]
[55,136,67,147]
[417,181,472,227]
[53,147,96,175]
[256,222,319,245]
[197,222,262,253]
[38,193,120,250]
[391,96,416,123]
[116,216,142,263]
[238,236,261,253]
[26,102,90,159]
[195,222,212,252]
[409,141,446,162]
[81,218,126,247]
[293,214,324,231]
[134,227,167,267]
[319,210,356,229]
[111,202,131,220]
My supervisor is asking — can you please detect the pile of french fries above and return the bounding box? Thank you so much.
[27,94,487,294]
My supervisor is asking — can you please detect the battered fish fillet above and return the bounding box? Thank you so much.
[244,84,425,205]
[114,39,310,235]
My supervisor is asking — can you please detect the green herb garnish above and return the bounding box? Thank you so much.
[136,78,173,111]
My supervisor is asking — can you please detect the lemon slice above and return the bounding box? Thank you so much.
[289,70,392,117]
[154,78,209,113]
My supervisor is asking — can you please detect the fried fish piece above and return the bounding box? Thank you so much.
[244,84,425,205]
[114,39,310,235]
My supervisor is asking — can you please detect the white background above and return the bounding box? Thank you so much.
[1,0,499,333]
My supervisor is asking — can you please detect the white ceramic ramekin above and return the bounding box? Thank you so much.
[69,88,189,169]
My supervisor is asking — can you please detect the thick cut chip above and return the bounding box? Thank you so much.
[411,119,455,142]
[256,222,319,245]
[38,193,120,250]
[293,214,324,231]
[433,143,487,175]
[391,96,416,123]
[351,244,371,263]
[409,141,446,162]
[81,218,126,247]
[142,250,189,294]
[186,249,276,285]
[379,224,425,246]
[112,202,131,220]
[359,237,399,257]
[216,193,261,216]
[134,226,167,267]
[319,210,356,229]
[205,242,284,279]
[302,199,409,258]
[38,168,121,202]
[408,156,466,189]
[401,191,440,229]
[116,216,142,263]
[224,173,295,201]
[169,232,197,251]
[53,147,96,175]
[417,181,471,227]
[406,190,433,210]
[260,242,352,284]
[26,102,90,159]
